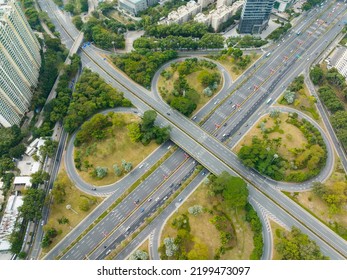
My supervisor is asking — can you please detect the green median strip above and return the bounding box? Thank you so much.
[106,167,201,260]
[55,145,177,259]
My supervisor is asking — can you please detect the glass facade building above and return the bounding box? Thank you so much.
[238,0,275,34]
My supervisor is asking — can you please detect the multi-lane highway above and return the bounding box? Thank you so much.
[39,0,347,260]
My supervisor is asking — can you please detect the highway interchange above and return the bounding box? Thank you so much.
[36,0,347,260]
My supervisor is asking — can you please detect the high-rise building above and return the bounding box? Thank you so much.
[238,0,275,34]
[0,0,41,127]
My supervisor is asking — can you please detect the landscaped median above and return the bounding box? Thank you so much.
[53,145,177,259]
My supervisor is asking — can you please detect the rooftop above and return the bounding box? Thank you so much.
[0,194,23,252]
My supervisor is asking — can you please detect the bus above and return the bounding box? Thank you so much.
[266,98,272,104]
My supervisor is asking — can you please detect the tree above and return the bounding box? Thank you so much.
[72,16,83,30]
[127,122,142,143]
[129,250,149,260]
[19,189,46,221]
[74,113,113,146]
[30,170,50,186]
[222,177,249,209]
[276,227,328,260]
[163,237,178,257]
[141,110,157,132]
[113,164,122,176]
[112,50,178,88]
[18,251,27,260]
[310,65,324,85]
[52,173,71,204]
[124,162,133,173]
[188,205,203,216]
[95,166,108,178]
[283,91,296,104]
[79,197,91,211]
[8,144,26,159]
[39,139,58,160]
[187,242,208,260]
[318,86,344,113]
[170,96,196,116]
[41,235,52,248]
[64,69,126,133]
[232,48,243,59]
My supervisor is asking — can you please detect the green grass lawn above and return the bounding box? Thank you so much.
[279,83,320,121]
[160,182,254,260]
[293,157,347,233]
[210,53,260,81]
[158,65,222,114]
[40,170,103,258]
[234,114,308,164]
[75,113,158,186]
[270,220,288,260]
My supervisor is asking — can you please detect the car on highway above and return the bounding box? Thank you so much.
[141,208,145,213]
[91,187,96,191]
[106,249,111,255]
[178,198,183,202]
[155,197,160,202]
[148,198,152,202]
[41,220,45,226]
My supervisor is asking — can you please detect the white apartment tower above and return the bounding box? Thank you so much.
[198,0,215,8]
[0,0,41,127]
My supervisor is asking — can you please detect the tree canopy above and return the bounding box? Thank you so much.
[113,50,178,88]
[209,171,249,209]
[19,189,46,221]
[63,69,129,133]
[276,227,328,260]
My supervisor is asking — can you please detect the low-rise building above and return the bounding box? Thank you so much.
[194,12,211,25]
[0,194,23,252]
[159,0,202,24]
[274,0,295,12]
[210,5,234,31]
[118,0,159,16]
[13,176,32,191]
[327,46,347,79]
[194,1,243,31]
